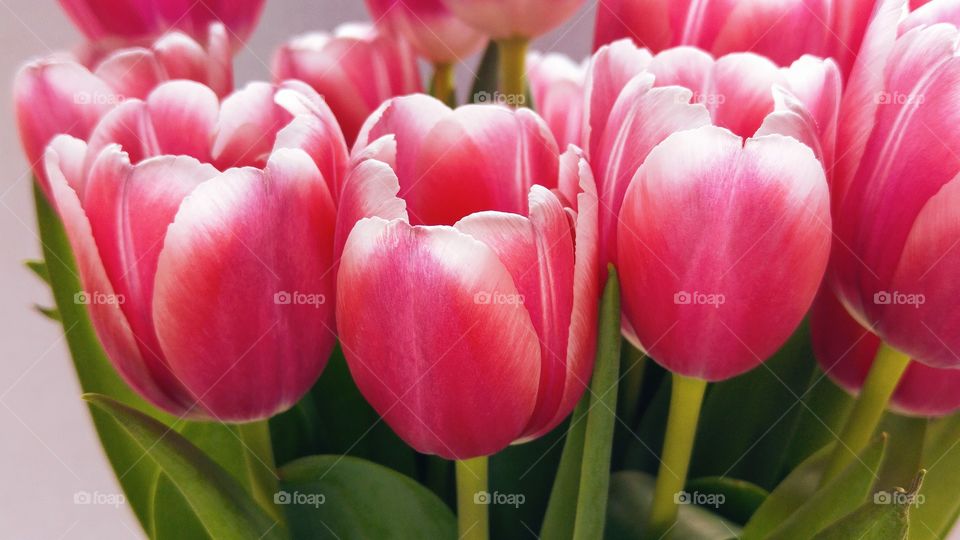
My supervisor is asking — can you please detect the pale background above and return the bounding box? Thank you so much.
[0,1,595,538]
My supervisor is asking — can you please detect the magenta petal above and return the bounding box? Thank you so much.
[618,126,831,380]
[153,149,337,421]
[336,158,409,258]
[336,218,541,458]
[583,39,653,159]
[93,48,165,99]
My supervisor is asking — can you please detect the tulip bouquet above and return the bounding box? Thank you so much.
[13,0,960,538]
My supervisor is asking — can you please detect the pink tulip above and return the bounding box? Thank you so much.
[272,23,422,145]
[335,95,599,459]
[586,39,840,268]
[58,0,264,46]
[364,0,487,63]
[593,0,877,78]
[527,52,586,150]
[16,24,232,197]
[829,0,960,369]
[42,80,348,421]
[442,0,586,39]
[811,290,960,417]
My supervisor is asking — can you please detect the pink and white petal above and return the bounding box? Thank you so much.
[212,82,292,169]
[93,48,165,100]
[154,149,338,421]
[712,0,834,68]
[705,53,782,138]
[145,81,219,163]
[151,31,215,87]
[336,218,541,459]
[44,136,190,414]
[594,81,712,265]
[336,158,408,258]
[85,100,155,167]
[902,0,960,32]
[755,88,825,163]
[648,46,714,93]
[583,39,654,159]
[353,95,451,187]
[618,127,830,380]
[274,86,349,197]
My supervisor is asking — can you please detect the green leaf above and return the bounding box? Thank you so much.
[25,258,50,284]
[541,398,588,540]
[572,267,622,540]
[84,394,284,540]
[686,477,769,525]
[909,413,960,540]
[741,445,831,538]
[691,322,816,489]
[35,184,174,532]
[606,471,741,540]
[280,455,456,539]
[744,434,887,540]
[469,42,499,104]
[33,304,60,321]
[815,470,925,540]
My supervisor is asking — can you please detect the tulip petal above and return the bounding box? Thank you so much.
[336,218,541,458]
[336,157,408,257]
[93,48,165,99]
[212,82,294,169]
[153,149,337,421]
[705,53,781,138]
[618,126,830,380]
[44,136,190,413]
[583,39,653,159]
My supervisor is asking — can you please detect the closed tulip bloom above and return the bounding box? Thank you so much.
[58,0,264,46]
[272,23,422,145]
[594,0,876,78]
[15,24,232,197]
[830,0,960,369]
[442,0,586,39]
[364,0,486,63]
[811,290,960,416]
[586,39,840,267]
[527,52,586,149]
[42,80,347,421]
[336,95,599,459]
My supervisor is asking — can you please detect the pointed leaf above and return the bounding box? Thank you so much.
[686,477,769,525]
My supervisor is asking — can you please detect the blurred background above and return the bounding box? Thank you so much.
[0,1,595,537]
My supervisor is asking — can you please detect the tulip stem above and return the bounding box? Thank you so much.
[572,266,622,540]
[496,37,528,107]
[647,373,708,537]
[456,456,489,540]
[820,342,911,486]
[431,62,456,107]
[237,420,285,525]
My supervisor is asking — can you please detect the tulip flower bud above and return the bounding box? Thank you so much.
[442,0,586,39]
[57,0,264,46]
[272,23,422,144]
[336,95,599,459]
[43,80,348,421]
[830,0,960,369]
[527,52,586,149]
[594,0,877,78]
[16,24,232,198]
[364,0,487,63]
[811,290,960,417]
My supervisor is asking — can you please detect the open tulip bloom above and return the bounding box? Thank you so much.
[10,0,960,539]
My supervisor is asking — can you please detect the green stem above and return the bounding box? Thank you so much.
[237,420,284,525]
[456,456,489,540]
[820,342,911,486]
[648,373,708,537]
[571,266,622,540]
[619,343,647,429]
[541,397,588,539]
[430,62,456,107]
[496,37,528,106]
